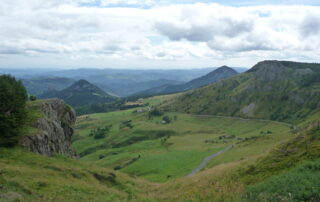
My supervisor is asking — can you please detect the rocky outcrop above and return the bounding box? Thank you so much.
[20,99,77,157]
[249,60,315,81]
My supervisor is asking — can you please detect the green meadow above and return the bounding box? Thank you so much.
[72,96,293,182]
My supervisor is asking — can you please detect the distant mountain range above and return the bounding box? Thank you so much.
[166,60,320,123]
[21,77,75,96]
[133,66,238,97]
[39,79,118,108]
[2,67,246,97]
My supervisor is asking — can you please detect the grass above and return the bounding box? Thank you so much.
[73,96,293,182]
[144,119,320,202]
[3,94,318,201]
[0,147,154,202]
[242,124,320,201]
[243,160,320,202]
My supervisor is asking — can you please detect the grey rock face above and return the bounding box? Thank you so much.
[251,61,291,81]
[20,99,77,157]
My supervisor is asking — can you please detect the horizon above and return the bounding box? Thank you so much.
[1,0,320,69]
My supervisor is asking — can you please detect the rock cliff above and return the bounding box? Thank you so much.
[20,99,77,157]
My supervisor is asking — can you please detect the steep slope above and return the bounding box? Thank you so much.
[39,79,118,107]
[165,60,320,123]
[21,77,75,96]
[134,66,238,97]
[0,147,151,201]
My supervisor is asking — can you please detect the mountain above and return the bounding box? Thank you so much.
[94,79,183,97]
[3,67,246,97]
[134,66,238,97]
[177,66,238,91]
[39,79,118,108]
[165,60,320,123]
[49,68,215,97]
[21,76,75,96]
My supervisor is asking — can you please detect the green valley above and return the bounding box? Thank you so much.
[1,60,320,202]
[73,95,293,183]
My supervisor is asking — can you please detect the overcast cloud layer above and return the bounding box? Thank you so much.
[0,0,320,68]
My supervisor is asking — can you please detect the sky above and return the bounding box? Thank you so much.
[0,0,320,69]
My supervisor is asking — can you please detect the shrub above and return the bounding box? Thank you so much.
[29,95,37,101]
[148,108,163,117]
[119,120,133,129]
[162,115,171,124]
[0,75,27,147]
[89,125,112,139]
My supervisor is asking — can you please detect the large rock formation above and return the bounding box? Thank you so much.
[20,99,77,157]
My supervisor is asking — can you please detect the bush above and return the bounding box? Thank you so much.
[148,108,163,117]
[89,125,112,139]
[162,116,172,124]
[119,120,133,129]
[0,75,27,147]
[29,95,37,101]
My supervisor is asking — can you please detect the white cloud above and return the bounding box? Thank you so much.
[0,1,319,68]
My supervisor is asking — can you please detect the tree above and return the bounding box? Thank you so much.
[0,75,27,147]
[89,125,112,139]
[162,115,171,124]
[29,95,37,101]
[149,108,163,117]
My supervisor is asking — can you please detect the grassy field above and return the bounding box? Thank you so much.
[0,147,155,202]
[73,95,293,183]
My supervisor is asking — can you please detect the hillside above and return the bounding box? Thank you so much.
[39,79,118,109]
[0,98,152,201]
[95,79,182,97]
[1,82,319,201]
[72,94,320,201]
[21,77,75,96]
[134,66,238,97]
[165,60,320,123]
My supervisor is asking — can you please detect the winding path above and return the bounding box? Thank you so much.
[182,113,296,177]
[187,144,234,177]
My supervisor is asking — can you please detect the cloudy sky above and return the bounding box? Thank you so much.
[1,0,320,69]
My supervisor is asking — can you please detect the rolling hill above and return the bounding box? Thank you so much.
[39,79,118,109]
[134,66,238,97]
[21,77,75,96]
[164,60,320,123]
[95,78,183,97]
